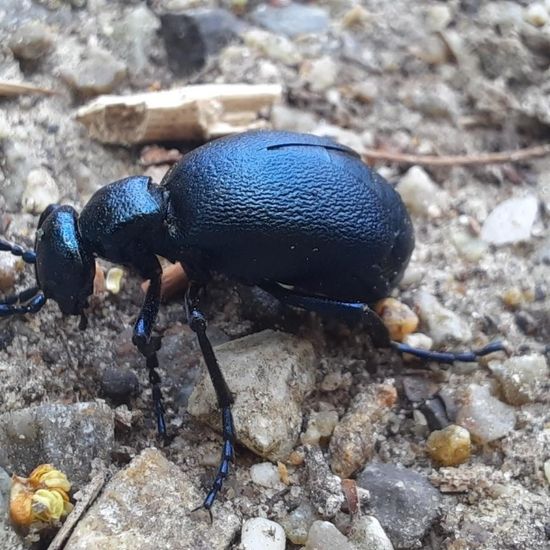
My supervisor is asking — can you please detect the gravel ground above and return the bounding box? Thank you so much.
[0,1,549,549]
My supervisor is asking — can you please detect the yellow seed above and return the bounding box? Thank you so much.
[106,267,124,294]
[375,297,419,342]
[427,424,471,466]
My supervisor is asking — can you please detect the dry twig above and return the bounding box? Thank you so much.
[0,80,56,97]
[363,143,550,166]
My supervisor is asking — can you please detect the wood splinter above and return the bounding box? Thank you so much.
[76,83,283,145]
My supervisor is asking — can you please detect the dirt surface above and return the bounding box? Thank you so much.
[1,1,549,549]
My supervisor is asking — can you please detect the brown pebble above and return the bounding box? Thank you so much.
[375,297,419,341]
[426,424,471,466]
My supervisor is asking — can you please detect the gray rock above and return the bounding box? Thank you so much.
[60,47,126,96]
[0,402,114,487]
[8,21,55,61]
[100,366,140,403]
[160,9,242,77]
[64,448,240,549]
[251,3,330,37]
[281,501,317,545]
[188,330,316,461]
[357,463,441,549]
[112,6,160,77]
[481,195,539,246]
[306,446,345,519]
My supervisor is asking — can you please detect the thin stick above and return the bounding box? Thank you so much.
[0,80,56,96]
[363,143,550,166]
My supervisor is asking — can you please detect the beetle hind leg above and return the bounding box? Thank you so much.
[0,238,36,264]
[0,287,46,317]
[392,340,505,364]
[186,283,235,511]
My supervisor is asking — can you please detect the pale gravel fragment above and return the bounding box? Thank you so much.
[396,166,447,218]
[241,517,286,550]
[348,515,394,550]
[188,330,316,461]
[305,520,353,550]
[21,168,60,215]
[64,449,240,550]
[250,462,285,490]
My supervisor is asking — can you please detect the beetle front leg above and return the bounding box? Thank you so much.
[186,283,235,511]
[132,257,167,436]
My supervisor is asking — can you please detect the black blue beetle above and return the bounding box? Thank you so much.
[0,130,503,509]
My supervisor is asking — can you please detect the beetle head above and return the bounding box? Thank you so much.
[35,204,95,316]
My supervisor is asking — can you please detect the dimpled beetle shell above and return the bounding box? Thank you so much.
[161,130,414,303]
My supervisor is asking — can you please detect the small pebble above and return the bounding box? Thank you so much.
[105,267,125,294]
[426,424,472,466]
[450,230,488,262]
[348,515,394,550]
[501,287,523,309]
[320,370,343,392]
[0,254,23,292]
[21,168,60,215]
[489,354,548,405]
[301,410,339,445]
[456,384,516,443]
[101,366,140,402]
[9,21,55,61]
[250,462,285,489]
[425,5,453,31]
[301,56,339,93]
[375,297,419,342]
[414,291,472,346]
[396,166,445,218]
[60,48,126,96]
[524,3,548,26]
[271,105,317,133]
[251,2,330,37]
[281,501,317,545]
[243,29,302,65]
[241,517,286,550]
[329,384,396,478]
[481,195,539,246]
[401,332,433,362]
[305,521,352,550]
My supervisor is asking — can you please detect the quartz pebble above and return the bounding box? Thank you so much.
[60,48,126,96]
[414,291,472,346]
[426,424,472,466]
[348,515,394,550]
[481,195,539,246]
[401,332,433,362]
[456,384,516,443]
[301,410,339,445]
[524,3,548,26]
[9,21,55,61]
[305,520,352,550]
[489,354,548,405]
[243,29,302,65]
[105,267,125,294]
[330,384,396,478]
[425,5,453,31]
[241,517,286,550]
[188,330,316,461]
[357,463,441,549]
[375,298,419,342]
[251,3,330,37]
[281,501,317,545]
[450,229,488,262]
[301,56,339,92]
[21,168,60,215]
[396,166,445,218]
[250,462,285,489]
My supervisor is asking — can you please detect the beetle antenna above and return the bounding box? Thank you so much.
[0,238,36,264]
[0,292,46,317]
[391,340,506,364]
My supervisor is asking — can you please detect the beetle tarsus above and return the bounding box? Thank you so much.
[0,238,36,264]
[187,284,235,510]
[392,340,506,364]
[0,292,46,317]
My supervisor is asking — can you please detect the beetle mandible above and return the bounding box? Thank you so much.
[0,130,503,510]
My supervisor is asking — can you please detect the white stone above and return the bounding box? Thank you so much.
[481,195,539,245]
[456,384,516,443]
[281,501,316,545]
[250,462,285,489]
[451,229,488,261]
[305,521,352,550]
[349,515,394,550]
[21,168,60,214]
[524,3,548,26]
[396,166,446,217]
[302,56,339,92]
[414,291,472,346]
[241,518,286,550]
[426,5,453,31]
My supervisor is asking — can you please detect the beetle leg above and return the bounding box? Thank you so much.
[0,292,46,316]
[131,257,167,436]
[0,238,36,264]
[260,283,391,348]
[186,283,235,511]
[391,340,506,364]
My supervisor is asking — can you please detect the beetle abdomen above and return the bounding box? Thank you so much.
[163,130,414,303]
